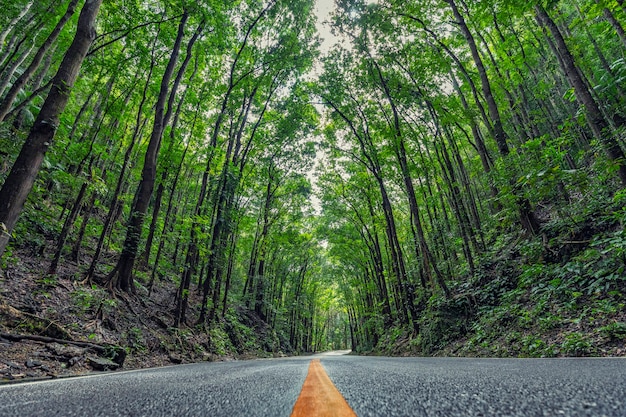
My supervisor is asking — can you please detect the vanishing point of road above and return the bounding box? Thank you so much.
[1,351,625,416]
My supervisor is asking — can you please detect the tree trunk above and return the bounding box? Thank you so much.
[84,58,156,283]
[148,141,190,294]
[0,40,35,99]
[0,0,103,257]
[70,192,95,263]
[0,1,33,51]
[220,229,239,318]
[599,2,626,48]
[48,157,94,275]
[0,0,79,122]
[140,22,202,269]
[112,11,189,292]
[446,0,509,156]
[446,0,541,234]
[372,60,452,298]
[535,4,626,186]
[12,46,56,129]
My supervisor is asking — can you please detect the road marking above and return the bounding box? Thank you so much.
[290,359,357,417]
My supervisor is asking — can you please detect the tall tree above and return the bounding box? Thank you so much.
[535,3,626,186]
[0,0,80,122]
[0,0,103,256]
[109,10,190,292]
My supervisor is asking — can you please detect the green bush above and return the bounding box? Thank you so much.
[598,322,626,341]
[71,285,117,315]
[561,332,594,356]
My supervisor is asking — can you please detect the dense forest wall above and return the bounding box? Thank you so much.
[0,1,348,376]
[0,0,626,373]
[316,0,626,356]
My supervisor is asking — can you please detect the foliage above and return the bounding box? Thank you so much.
[71,285,117,315]
[1,0,626,362]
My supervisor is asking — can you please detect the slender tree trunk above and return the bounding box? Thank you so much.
[70,192,95,263]
[221,229,239,318]
[347,188,392,322]
[84,60,155,283]
[446,0,509,155]
[0,0,102,257]
[252,173,275,322]
[112,11,189,292]
[140,23,202,269]
[449,71,493,174]
[0,32,21,72]
[12,46,56,129]
[326,97,412,324]
[149,92,204,295]
[243,226,260,304]
[200,173,233,323]
[536,4,626,186]
[0,40,35,99]
[0,3,48,75]
[148,141,190,294]
[0,0,79,122]
[436,135,476,272]
[48,157,95,275]
[445,0,541,234]
[174,3,274,321]
[200,82,266,324]
[599,1,626,48]
[0,1,33,51]
[373,60,452,299]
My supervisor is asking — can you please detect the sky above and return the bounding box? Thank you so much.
[307,1,337,213]
[314,0,337,52]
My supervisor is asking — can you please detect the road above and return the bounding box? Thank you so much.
[0,353,625,416]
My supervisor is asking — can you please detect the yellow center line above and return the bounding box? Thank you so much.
[290,359,357,417]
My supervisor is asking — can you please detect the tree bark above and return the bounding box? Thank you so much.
[446,0,541,234]
[84,59,155,284]
[0,0,103,257]
[140,22,202,269]
[372,60,452,298]
[535,4,626,186]
[0,38,37,97]
[111,11,189,292]
[0,0,79,122]
[48,158,94,275]
[599,1,626,48]
[446,0,509,156]
[0,1,34,51]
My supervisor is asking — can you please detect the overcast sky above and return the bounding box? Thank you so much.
[315,0,337,52]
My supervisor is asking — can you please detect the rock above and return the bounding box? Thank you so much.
[25,359,43,368]
[203,353,217,362]
[47,343,87,359]
[106,345,126,366]
[34,350,55,359]
[68,356,83,367]
[168,354,183,364]
[2,361,22,370]
[87,357,120,371]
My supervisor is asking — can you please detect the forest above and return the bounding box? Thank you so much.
[1,0,626,377]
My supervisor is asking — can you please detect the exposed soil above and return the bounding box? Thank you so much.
[0,245,287,384]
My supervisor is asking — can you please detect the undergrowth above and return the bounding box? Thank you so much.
[374,189,626,358]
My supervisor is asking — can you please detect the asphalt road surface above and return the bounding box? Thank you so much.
[1,352,625,416]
